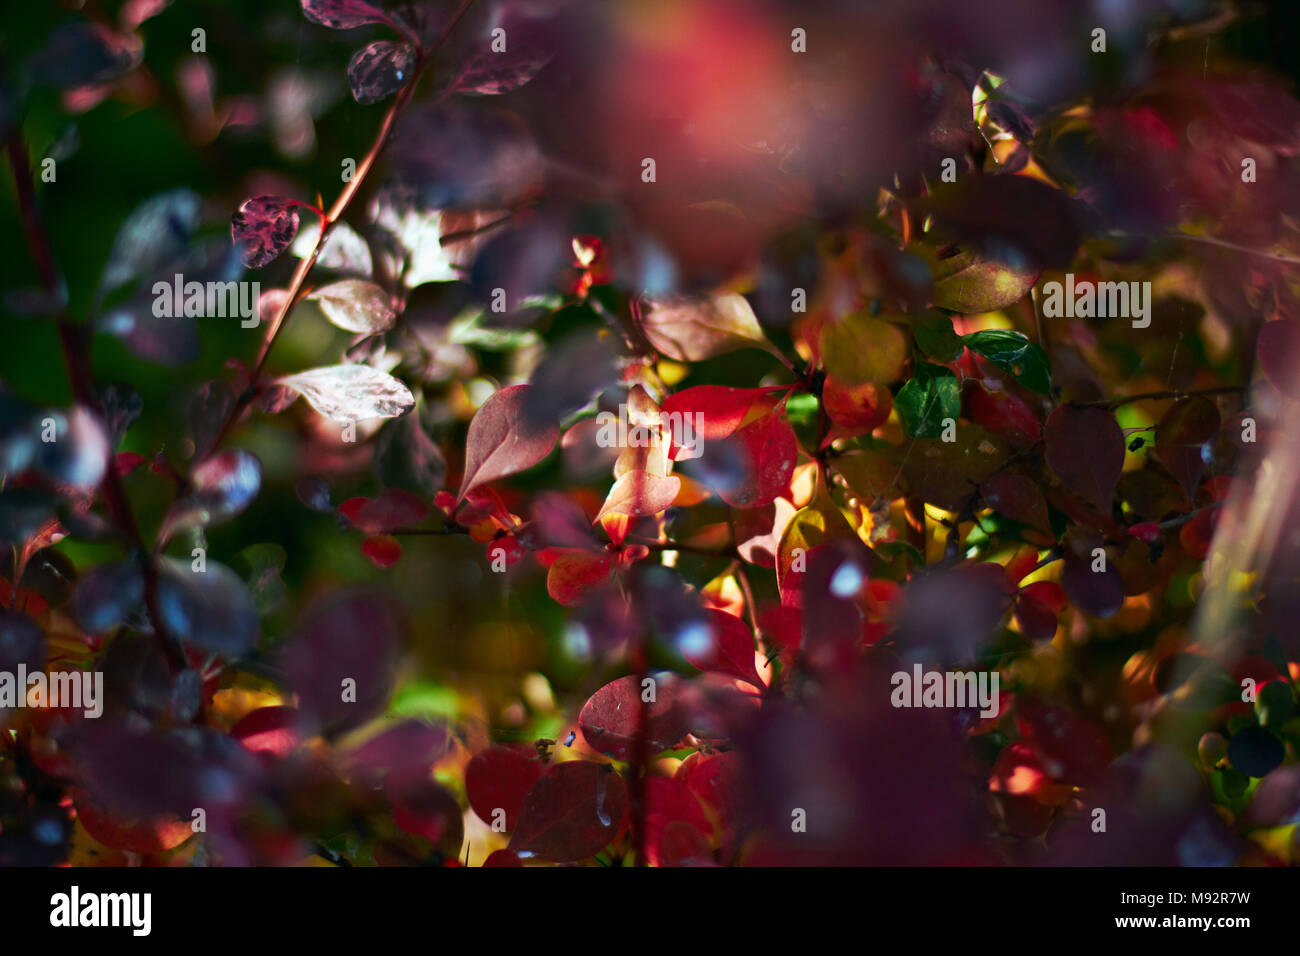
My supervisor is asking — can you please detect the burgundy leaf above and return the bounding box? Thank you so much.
[1155,397,1220,503]
[348,41,416,105]
[1015,696,1113,784]
[981,472,1051,533]
[231,196,301,269]
[338,488,429,533]
[1061,547,1124,618]
[508,761,628,862]
[1044,405,1124,513]
[456,384,560,502]
[579,674,691,760]
[465,744,545,832]
[451,50,552,96]
[385,771,464,857]
[283,588,404,733]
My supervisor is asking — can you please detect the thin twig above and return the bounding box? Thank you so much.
[1078,385,1245,410]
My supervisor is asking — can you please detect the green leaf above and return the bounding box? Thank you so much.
[912,311,963,362]
[962,329,1051,394]
[896,363,961,438]
[784,391,820,450]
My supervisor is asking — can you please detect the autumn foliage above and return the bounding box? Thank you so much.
[2,0,1300,868]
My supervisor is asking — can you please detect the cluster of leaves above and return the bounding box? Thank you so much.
[3,0,1300,866]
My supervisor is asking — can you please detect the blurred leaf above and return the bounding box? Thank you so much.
[229,543,288,615]
[30,22,142,89]
[1045,406,1124,512]
[97,189,201,300]
[161,449,262,541]
[820,313,907,385]
[641,294,772,362]
[283,588,404,733]
[1155,397,1220,503]
[156,557,259,656]
[374,410,446,496]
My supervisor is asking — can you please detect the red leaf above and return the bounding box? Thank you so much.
[643,775,713,866]
[114,451,147,476]
[508,761,629,862]
[965,383,1041,443]
[231,705,300,759]
[465,744,545,832]
[1014,586,1060,641]
[579,674,691,759]
[821,377,892,432]
[231,196,301,269]
[682,610,764,688]
[74,794,192,855]
[1015,696,1113,785]
[483,849,522,866]
[1155,396,1220,503]
[1044,405,1124,513]
[385,771,464,857]
[338,488,430,533]
[545,550,612,606]
[1062,545,1124,618]
[362,534,402,567]
[714,411,797,508]
[659,385,784,459]
[457,384,560,502]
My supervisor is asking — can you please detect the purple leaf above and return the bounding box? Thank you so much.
[300,0,393,30]
[155,557,260,656]
[283,588,404,733]
[456,384,559,502]
[451,49,552,96]
[231,196,302,269]
[348,41,416,105]
[1155,397,1220,503]
[1045,405,1124,513]
[73,559,145,635]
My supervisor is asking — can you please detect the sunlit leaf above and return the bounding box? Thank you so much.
[306,279,396,333]
[275,364,415,424]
